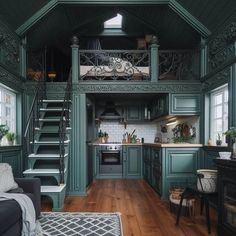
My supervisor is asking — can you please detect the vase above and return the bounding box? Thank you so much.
[233,139,236,158]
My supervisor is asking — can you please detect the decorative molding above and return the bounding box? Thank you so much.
[207,18,236,74]
[208,44,235,72]
[24,82,66,96]
[208,20,236,56]
[0,64,23,92]
[73,81,202,93]
[202,68,230,92]
[24,81,202,94]
[0,21,20,73]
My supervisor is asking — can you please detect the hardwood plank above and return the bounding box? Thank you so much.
[41,179,217,236]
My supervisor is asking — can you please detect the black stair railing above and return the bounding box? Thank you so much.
[59,69,72,184]
[24,78,46,160]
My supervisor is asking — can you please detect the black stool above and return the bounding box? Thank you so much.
[176,173,218,234]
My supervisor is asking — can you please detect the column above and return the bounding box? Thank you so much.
[71,36,79,83]
[150,35,159,82]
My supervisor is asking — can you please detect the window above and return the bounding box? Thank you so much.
[104,14,122,29]
[210,84,228,145]
[0,84,16,132]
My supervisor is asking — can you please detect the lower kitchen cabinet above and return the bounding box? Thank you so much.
[123,145,142,179]
[143,145,201,200]
[143,146,162,194]
[162,148,201,199]
[143,146,152,183]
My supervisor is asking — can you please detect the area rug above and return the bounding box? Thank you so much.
[39,212,123,236]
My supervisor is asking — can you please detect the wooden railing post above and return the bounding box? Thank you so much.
[71,36,79,83]
[150,36,159,82]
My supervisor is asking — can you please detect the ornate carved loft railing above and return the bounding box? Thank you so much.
[58,69,72,184]
[79,50,150,81]
[159,50,200,80]
[78,49,199,81]
[24,78,46,159]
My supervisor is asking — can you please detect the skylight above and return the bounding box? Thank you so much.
[104,14,122,29]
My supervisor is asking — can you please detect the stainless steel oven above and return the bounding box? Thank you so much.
[99,143,122,175]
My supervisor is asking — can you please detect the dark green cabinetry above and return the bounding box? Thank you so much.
[123,145,142,179]
[143,145,200,200]
[202,146,228,169]
[150,94,168,119]
[125,104,147,122]
[143,146,152,183]
[143,146,162,194]
[162,147,200,199]
[151,147,162,194]
[169,94,201,115]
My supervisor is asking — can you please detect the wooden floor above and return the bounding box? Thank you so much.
[41,179,217,236]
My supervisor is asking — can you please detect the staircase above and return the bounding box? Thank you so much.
[24,74,71,211]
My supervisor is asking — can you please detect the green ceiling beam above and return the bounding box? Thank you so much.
[169,0,211,37]
[16,0,169,35]
[58,0,169,5]
[16,0,210,38]
[16,0,58,35]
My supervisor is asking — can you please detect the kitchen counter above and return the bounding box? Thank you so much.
[143,143,203,148]
[89,142,203,147]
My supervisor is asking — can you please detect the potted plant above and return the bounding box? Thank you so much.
[0,125,9,144]
[6,132,16,145]
[224,127,236,158]
[216,133,222,146]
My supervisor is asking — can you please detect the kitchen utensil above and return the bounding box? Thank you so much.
[131,129,136,136]
[160,125,167,133]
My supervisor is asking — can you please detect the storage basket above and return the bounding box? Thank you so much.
[197,169,217,193]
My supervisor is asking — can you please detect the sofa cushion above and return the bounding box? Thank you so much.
[0,199,22,234]
[0,163,18,192]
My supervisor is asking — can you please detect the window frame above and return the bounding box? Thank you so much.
[0,83,16,133]
[209,84,228,145]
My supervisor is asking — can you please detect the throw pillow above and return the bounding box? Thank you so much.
[0,163,18,192]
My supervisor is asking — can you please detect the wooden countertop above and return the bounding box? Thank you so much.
[89,143,203,147]
[143,143,203,147]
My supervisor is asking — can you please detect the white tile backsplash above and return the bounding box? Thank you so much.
[100,121,157,143]
[99,116,200,143]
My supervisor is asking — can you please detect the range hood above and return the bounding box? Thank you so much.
[100,102,121,120]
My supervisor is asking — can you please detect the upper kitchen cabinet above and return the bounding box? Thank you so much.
[125,104,149,123]
[169,94,201,115]
[150,94,169,119]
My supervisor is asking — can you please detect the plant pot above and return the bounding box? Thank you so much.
[8,140,13,146]
[216,140,222,146]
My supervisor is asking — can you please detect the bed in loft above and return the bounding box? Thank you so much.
[79,50,150,80]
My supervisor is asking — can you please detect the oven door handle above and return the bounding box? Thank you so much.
[101,151,120,154]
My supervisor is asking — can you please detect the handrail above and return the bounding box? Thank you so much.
[24,80,45,138]
[58,69,72,184]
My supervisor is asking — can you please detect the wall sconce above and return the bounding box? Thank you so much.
[48,71,56,81]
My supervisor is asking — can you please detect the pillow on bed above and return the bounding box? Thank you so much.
[0,163,18,192]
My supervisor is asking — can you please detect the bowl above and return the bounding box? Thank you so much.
[219,152,231,159]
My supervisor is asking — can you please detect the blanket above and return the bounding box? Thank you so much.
[0,193,42,236]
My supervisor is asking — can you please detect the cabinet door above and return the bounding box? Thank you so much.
[124,146,142,178]
[126,105,144,121]
[152,166,162,194]
[162,148,200,199]
[169,94,200,115]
